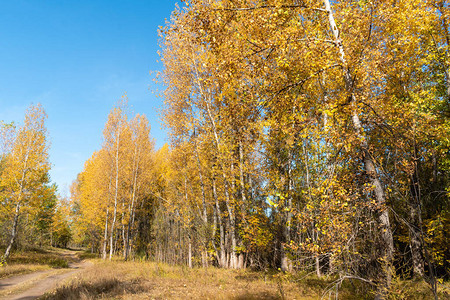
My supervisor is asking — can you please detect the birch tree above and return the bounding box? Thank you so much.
[1,104,51,262]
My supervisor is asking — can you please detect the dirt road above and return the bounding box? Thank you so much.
[0,251,91,300]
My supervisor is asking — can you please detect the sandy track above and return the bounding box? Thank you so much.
[0,251,91,300]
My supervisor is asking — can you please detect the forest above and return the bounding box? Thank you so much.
[1,0,449,299]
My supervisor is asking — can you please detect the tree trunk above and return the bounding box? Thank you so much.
[202,82,238,269]
[3,202,21,262]
[188,235,193,268]
[212,198,219,264]
[223,177,237,269]
[409,147,425,278]
[213,177,226,267]
[315,254,321,278]
[229,163,239,269]
[109,202,118,260]
[237,142,248,270]
[102,208,109,260]
[125,205,137,261]
[4,171,27,263]
[194,137,208,225]
[194,137,209,268]
[125,168,138,261]
[121,212,126,258]
[109,129,121,261]
[323,0,394,295]
[303,142,320,277]
[409,208,425,278]
[238,253,244,269]
[353,111,394,285]
[281,175,293,271]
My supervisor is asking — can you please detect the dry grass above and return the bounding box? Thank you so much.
[8,248,71,267]
[0,263,49,279]
[0,247,76,279]
[388,277,450,300]
[43,261,319,300]
[41,260,450,300]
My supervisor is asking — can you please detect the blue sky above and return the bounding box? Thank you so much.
[0,1,178,195]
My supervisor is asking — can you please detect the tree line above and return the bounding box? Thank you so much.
[1,0,448,298]
[72,0,449,298]
[0,104,71,264]
[153,0,448,298]
[70,99,157,261]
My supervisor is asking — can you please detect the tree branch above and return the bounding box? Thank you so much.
[213,5,328,13]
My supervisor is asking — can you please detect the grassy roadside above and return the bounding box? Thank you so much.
[42,260,318,300]
[0,264,49,280]
[2,248,446,299]
[41,257,450,300]
[0,247,74,279]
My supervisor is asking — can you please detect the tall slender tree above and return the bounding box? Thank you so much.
[1,104,51,262]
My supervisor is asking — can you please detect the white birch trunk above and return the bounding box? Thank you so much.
[323,0,394,295]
